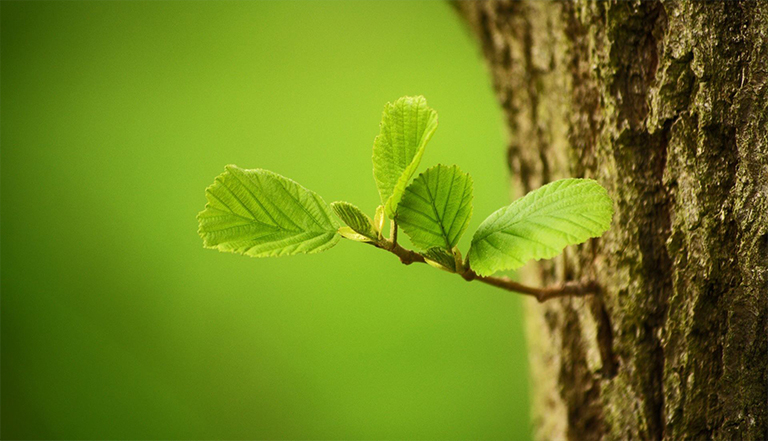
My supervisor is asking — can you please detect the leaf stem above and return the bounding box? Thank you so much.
[389,219,398,248]
[373,237,598,302]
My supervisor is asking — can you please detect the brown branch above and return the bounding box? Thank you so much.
[472,274,599,302]
[372,233,599,302]
[389,242,425,265]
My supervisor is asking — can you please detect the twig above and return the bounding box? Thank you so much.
[376,240,425,265]
[373,235,599,302]
[472,274,599,302]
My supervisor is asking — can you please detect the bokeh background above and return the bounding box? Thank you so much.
[1,1,531,439]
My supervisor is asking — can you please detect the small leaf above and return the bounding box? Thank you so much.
[373,205,385,235]
[396,164,473,251]
[468,178,613,276]
[423,247,457,272]
[372,96,439,218]
[331,201,377,240]
[337,226,374,243]
[197,165,340,257]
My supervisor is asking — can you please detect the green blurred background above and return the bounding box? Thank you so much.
[1,1,531,439]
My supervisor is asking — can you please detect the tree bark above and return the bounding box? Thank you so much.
[457,1,768,440]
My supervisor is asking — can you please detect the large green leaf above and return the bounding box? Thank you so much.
[197,165,340,257]
[331,201,377,240]
[468,178,613,276]
[396,164,473,251]
[372,95,438,218]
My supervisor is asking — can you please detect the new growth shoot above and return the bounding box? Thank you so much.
[197,96,613,302]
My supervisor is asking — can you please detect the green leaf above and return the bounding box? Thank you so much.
[331,201,377,240]
[396,164,473,251]
[423,247,457,272]
[468,178,613,276]
[372,96,439,218]
[197,165,340,257]
[337,226,374,243]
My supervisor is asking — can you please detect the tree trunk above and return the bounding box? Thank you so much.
[457,1,768,440]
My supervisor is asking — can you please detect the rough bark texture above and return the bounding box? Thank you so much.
[458,1,767,440]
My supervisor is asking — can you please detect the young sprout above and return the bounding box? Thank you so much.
[197,96,613,302]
